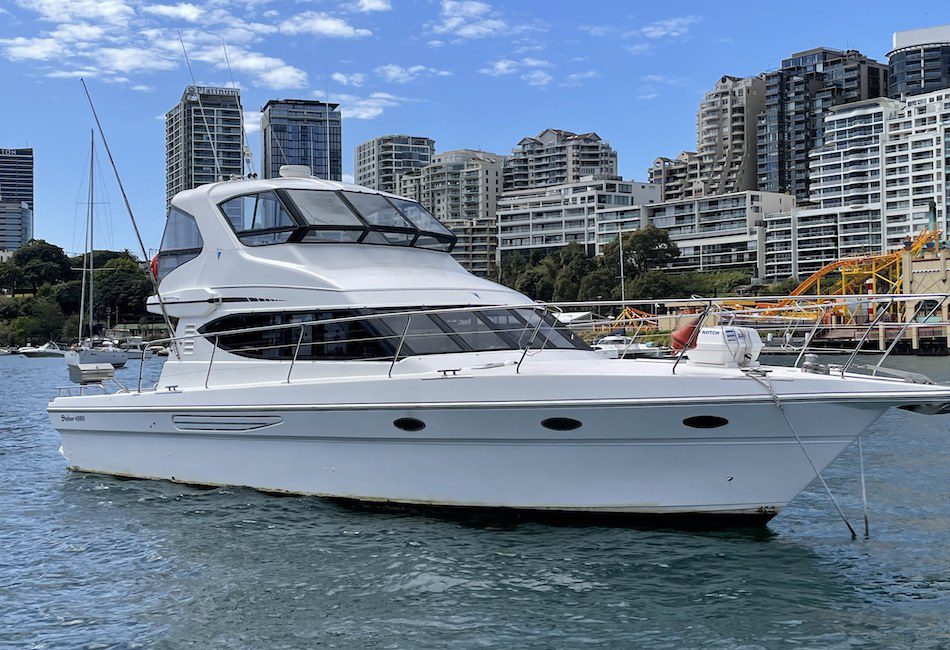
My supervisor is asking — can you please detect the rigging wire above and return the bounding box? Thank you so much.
[79,78,180,360]
[858,436,870,539]
[178,31,223,183]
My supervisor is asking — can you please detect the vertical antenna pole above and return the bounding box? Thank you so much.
[80,79,180,360]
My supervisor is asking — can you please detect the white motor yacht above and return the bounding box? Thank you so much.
[47,173,950,523]
[22,342,67,358]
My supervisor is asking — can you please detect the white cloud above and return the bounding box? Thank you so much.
[479,57,548,77]
[243,110,262,134]
[637,15,701,39]
[131,84,154,92]
[642,74,687,86]
[14,0,134,25]
[46,69,97,78]
[430,0,506,39]
[280,12,372,38]
[479,58,517,76]
[626,42,653,55]
[560,70,599,87]
[354,0,391,11]
[320,90,407,120]
[95,46,176,73]
[342,173,355,184]
[50,23,106,42]
[638,92,659,100]
[331,71,366,87]
[579,25,611,37]
[521,70,551,87]
[142,3,203,22]
[375,63,450,83]
[198,45,307,89]
[427,39,445,48]
[0,36,65,60]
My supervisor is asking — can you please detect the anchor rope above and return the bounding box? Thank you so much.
[745,370,858,540]
[858,436,870,539]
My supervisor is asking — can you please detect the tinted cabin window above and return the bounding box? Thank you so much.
[342,192,415,246]
[200,308,591,361]
[220,191,298,245]
[157,208,203,280]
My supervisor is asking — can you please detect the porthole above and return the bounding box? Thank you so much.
[683,415,729,429]
[541,417,582,431]
[394,417,425,432]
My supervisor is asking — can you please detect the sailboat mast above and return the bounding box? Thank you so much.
[88,129,95,338]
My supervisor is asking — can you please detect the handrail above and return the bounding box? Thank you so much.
[873,299,942,375]
[841,299,895,377]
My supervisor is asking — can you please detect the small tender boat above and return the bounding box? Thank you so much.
[21,342,67,358]
[592,334,663,359]
[120,337,150,360]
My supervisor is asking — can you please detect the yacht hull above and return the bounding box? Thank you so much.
[49,399,881,518]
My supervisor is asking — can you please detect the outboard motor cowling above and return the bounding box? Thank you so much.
[686,326,763,368]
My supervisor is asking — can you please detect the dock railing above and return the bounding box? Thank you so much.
[130,293,950,393]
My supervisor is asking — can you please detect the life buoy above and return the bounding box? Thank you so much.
[150,255,159,280]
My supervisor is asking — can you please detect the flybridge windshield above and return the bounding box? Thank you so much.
[218,189,457,252]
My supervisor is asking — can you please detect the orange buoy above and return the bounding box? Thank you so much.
[670,318,700,351]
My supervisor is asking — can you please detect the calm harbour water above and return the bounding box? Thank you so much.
[1,354,948,649]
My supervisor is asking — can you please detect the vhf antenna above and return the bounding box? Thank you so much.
[178,31,224,183]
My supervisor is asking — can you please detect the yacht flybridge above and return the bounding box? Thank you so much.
[47,172,950,523]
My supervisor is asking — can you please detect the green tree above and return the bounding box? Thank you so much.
[514,267,555,302]
[576,265,617,302]
[623,225,680,274]
[9,240,71,292]
[0,262,25,295]
[93,257,151,322]
[551,242,593,302]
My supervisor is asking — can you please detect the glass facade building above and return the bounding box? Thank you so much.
[0,201,32,251]
[260,100,342,181]
[165,86,244,208]
[888,25,950,98]
[0,147,34,210]
[756,48,887,202]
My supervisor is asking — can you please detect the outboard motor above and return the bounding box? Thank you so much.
[686,327,763,368]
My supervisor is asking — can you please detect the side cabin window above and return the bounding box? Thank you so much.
[199,308,591,361]
[220,191,297,245]
[157,207,203,280]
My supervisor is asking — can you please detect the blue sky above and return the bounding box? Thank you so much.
[0,0,946,255]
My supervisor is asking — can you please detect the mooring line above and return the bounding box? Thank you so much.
[858,436,870,539]
[747,370,858,540]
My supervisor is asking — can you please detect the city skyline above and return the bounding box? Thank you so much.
[0,0,943,253]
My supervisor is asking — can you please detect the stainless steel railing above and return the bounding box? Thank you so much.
[127,293,950,392]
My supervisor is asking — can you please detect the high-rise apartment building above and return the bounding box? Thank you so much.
[354,135,435,193]
[260,99,342,181]
[419,150,504,277]
[503,129,617,191]
[497,175,660,258]
[763,88,950,280]
[0,201,32,251]
[888,24,950,98]
[0,147,34,210]
[696,75,765,195]
[598,191,792,277]
[648,152,701,202]
[757,48,887,201]
[165,86,244,208]
[648,75,763,200]
[394,168,423,202]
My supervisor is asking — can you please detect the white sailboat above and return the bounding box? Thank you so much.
[65,131,128,370]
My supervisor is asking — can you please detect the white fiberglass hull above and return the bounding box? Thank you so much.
[49,390,900,520]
